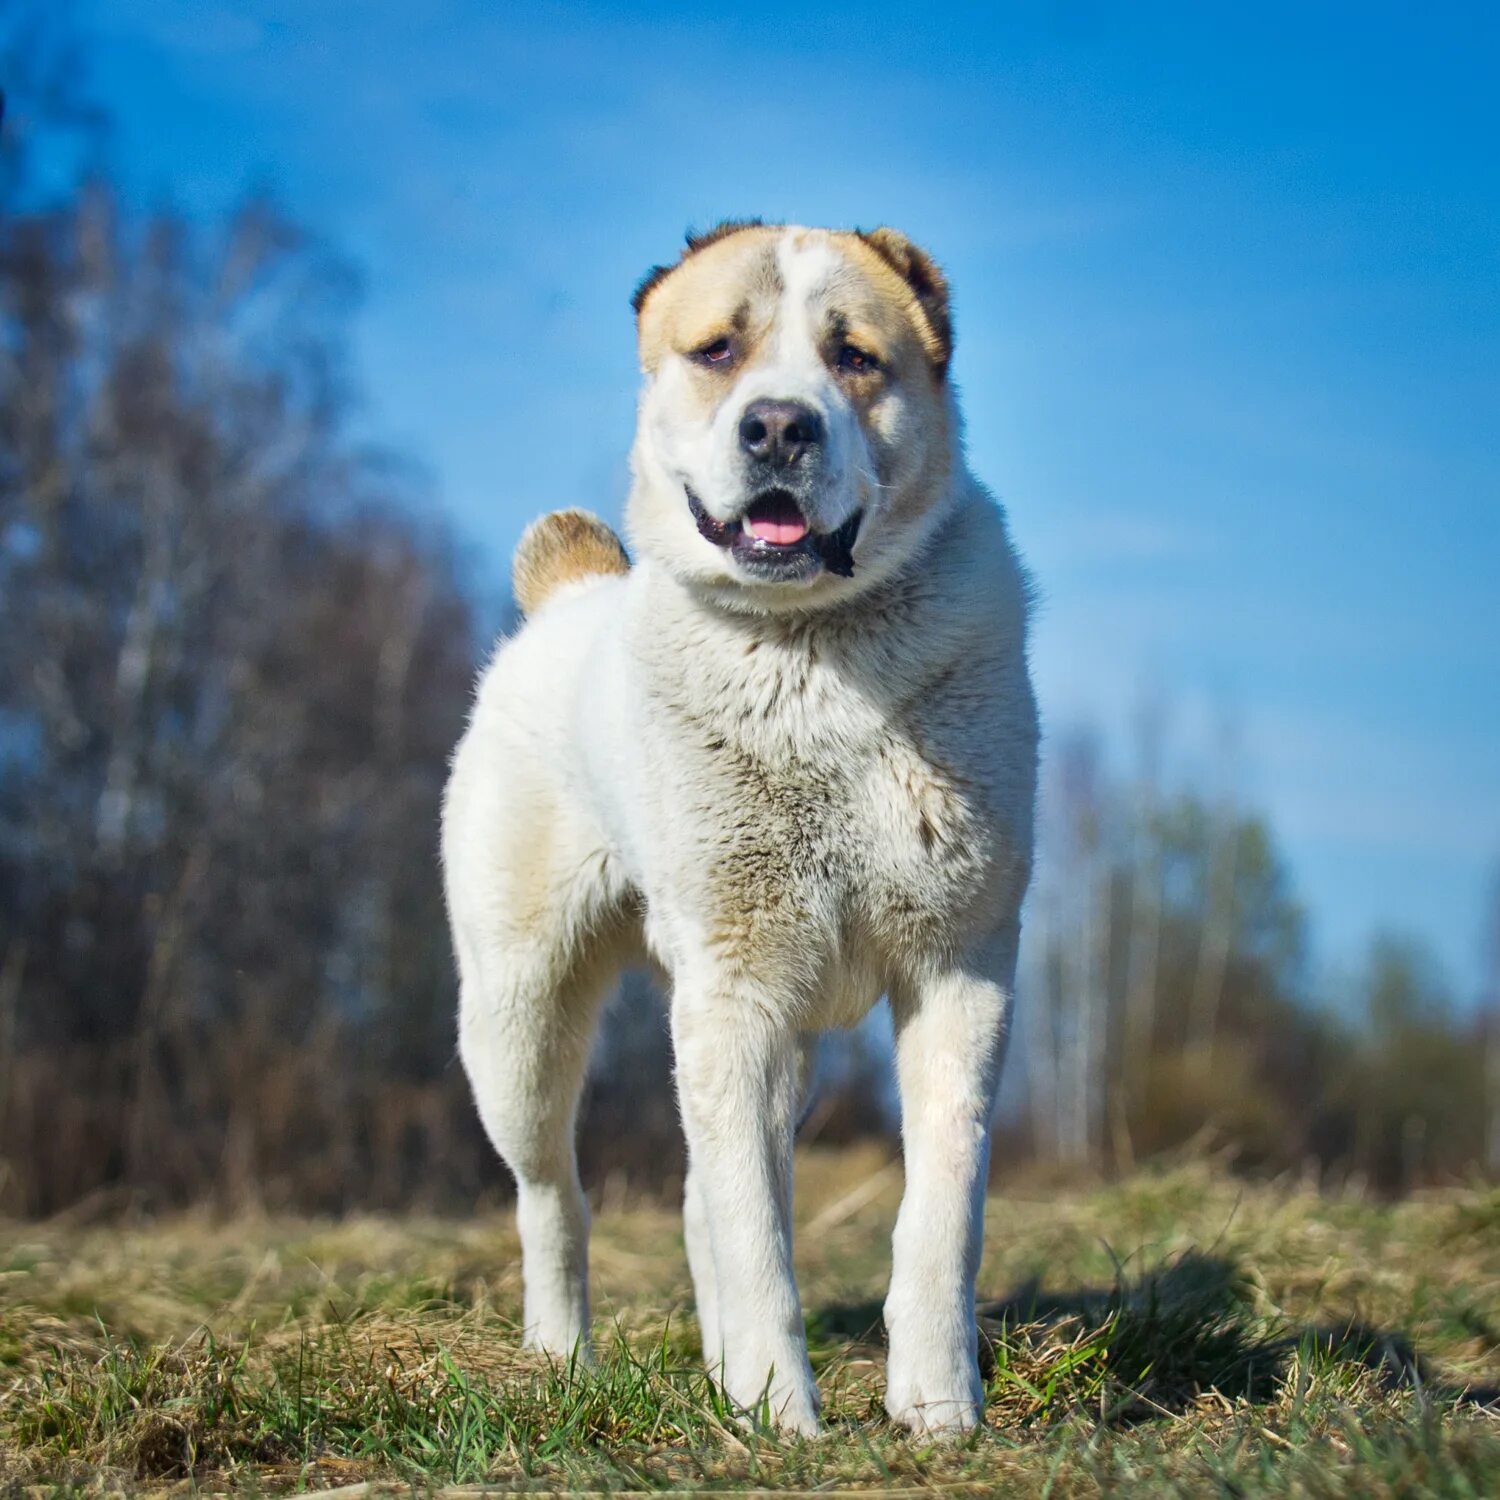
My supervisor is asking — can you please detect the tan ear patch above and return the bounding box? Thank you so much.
[512,509,630,615]
[851,227,953,375]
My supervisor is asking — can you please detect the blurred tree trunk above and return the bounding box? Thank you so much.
[1121,692,1165,1123]
[1484,864,1500,1176]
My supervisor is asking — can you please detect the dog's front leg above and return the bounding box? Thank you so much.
[884,926,1018,1435]
[672,982,819,1434]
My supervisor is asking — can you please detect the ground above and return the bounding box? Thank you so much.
[2,1149,1498,1496]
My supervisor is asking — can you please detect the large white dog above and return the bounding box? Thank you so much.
[442,221,1037,1436]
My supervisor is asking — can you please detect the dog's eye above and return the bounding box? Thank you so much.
[838,344,880,373]
[695,338,734,366]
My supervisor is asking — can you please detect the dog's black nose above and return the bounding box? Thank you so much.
[738,399,823,466]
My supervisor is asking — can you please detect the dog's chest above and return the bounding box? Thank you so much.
[630,580,1028,1008]
[679,676,998,998]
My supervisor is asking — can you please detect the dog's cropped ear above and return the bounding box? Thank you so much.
[856,227,953,376]
[632,218,767,318]
[631,260,674,318]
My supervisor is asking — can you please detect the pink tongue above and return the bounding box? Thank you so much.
[745,513,809,545]
[743,493,811,545]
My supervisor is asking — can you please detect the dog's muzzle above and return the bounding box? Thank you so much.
[687,488,862,580]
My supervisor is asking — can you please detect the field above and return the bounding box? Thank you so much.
[2,1149,1499,1497]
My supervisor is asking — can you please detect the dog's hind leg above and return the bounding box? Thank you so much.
[457,925,621,1359]
[443,554,637,1362]
[455,928,614,1357]
[448,782,634,1362]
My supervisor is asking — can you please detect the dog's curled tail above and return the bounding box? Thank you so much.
[512,509,630,616]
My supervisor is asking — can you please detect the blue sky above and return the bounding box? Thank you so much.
[82,1,1499,995]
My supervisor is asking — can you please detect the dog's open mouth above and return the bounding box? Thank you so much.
[687,487,861,580]
[743,491,810,546]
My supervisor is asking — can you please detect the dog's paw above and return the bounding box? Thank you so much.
[884,1360,984,1437]
[720,1354,822,1437]
[764,1387,823,1438]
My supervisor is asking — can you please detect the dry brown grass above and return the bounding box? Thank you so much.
[2,1148,1498,1495]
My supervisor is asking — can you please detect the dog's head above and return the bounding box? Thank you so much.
[627,222,957,610]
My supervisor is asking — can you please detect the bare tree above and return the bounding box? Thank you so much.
[0,28,488,1213]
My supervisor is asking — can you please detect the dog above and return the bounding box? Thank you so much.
[442,221,1037,1436]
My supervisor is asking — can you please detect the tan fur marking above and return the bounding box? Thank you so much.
[512,508,630,616]
[635,228,783,374]
[837,228,953,375]
[632,218,778,317]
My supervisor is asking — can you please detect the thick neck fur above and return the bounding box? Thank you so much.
[624,471,1029,768]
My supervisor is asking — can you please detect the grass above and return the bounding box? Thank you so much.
[1,1147,1498,1495]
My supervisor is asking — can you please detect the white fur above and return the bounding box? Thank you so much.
[443,228,1037,1436]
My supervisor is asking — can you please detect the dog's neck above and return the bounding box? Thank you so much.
[623,477,1007,759]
